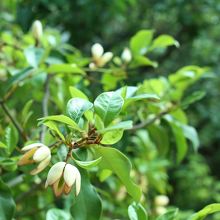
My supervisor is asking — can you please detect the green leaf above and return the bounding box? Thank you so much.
[123,94,160,109]
[182,91,206,109]
[94,91,124,126]
[94,146,142,201]
[101,130,124,145]
[128,202,148,220]
[150,35,179,50]
[24,47,44,68]
[132,56,158,68]
[39,115,83,132]
[21,99,33,127]
[0,179,16,220]
[0,142,7,149]
[157,208,179,220]
[165,116,188,163]
[188,203,220,220]
[130,30,154,55]
[46,208,71,220]
[99,121,133,133]
[43,121,65,141]
[47,64,85,75]
[71,168,102,220]
[67,98,93,123]
[5,124,18,155]
[69,86,89,100]
[74,157,102,169]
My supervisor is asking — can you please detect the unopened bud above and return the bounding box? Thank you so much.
[91,43,104,59]
[155,195,169,206]
[121,48,132,63]
[32,20,43,41]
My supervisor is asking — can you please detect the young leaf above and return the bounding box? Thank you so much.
[98,121,133,133]
[74,157,102,169]
[130,30,154,55]
[39,115,83,132]
[188,203,220,220]
[128,202,148,220]
[47,64,85,75]
[5,125,18,155]
[46,208,71,220]
[0,179,16,220]
[101,130,124,145]
[69,86,89,100]
[43,121,65,141]
[24,47,44,68]
[71,168,102,220]
[93,146,142,201]
[94,91,124,126]
[67,98,93,123]
[156,208,179,220]
[150,35,179,50]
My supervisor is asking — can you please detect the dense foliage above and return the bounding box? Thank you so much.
[0,1,220,220]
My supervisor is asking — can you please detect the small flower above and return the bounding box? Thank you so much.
[18,143,51,175]
[155,195,169,206]
[45,162,81,197]
[155,206,167,215]
[32,20,43,41]
[121,48,132,63]
[90,43,113,68]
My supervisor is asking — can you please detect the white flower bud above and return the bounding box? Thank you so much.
[89,62,97,70]
[155,195,169,206]
[121,48,132,63]
[91,43,104,59]
[32,20,43,41]
[155,206,167,215]
[101,52,113,64]
[18,142,51,175]
[45,162,81,197]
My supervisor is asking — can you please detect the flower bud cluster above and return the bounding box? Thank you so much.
[18,143,81,197]
[89,43,113,69]
[154,195,169,215]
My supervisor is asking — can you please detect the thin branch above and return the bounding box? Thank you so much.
[40,74,51,142]
[0,101,28,141]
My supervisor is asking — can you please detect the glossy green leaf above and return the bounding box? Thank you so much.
[47,63,85,75]
[94,91,124,126]
[39,115,83,132]
[132,56,158,68]
[46,208,71,220]
[157,208,179,220]
[101,129,124,145]
[74,157,102,169]
[67,98,93,123]
[69,86,89,100]
[188,203,220,220]
[5,124,18,155]
[182,91,206,109]
[0,179,16,220]
[151,35,179,50]
[24,47,44,68]
[130,30,154,55]
[21,99,33,127]
[99,121,133,133]
[94,146,142,201]
[43,121,65,141]
[0,142,7,149]
[128,202,148,220]
[71,168,102,220]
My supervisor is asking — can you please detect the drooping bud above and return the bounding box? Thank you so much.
[32,20,43,41]
[121,48,132,63]
[18,143,51,175]
[45,162,81,197]
[154,195,169,206]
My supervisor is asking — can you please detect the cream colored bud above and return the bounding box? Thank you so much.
[155,195,169,206]
[155,206,167,215]
[45,162,81,197]
[89,62,97,70]
[18,143,51,175]
[102,52,113,64]
[32,20,43,41]
[91,43,104,59]
[121,48,132,63]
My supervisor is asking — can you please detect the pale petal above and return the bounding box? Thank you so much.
[33,146,50,162]
[30,155,51,175]
[18,148,37,165]
[63,164,77,187]
[46,162,66,186]
[21,143,45,151]
[91,43,104,58]
[101,52,113,64]
[53,178,65,197]
[64,184,72,195]
[75,169,81,196]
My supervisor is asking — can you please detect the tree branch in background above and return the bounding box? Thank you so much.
[40,74,51,142]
